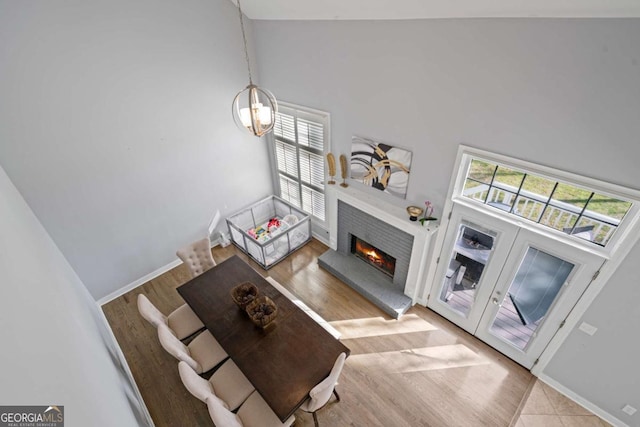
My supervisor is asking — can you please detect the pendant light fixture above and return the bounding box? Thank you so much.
[231,0,277,137]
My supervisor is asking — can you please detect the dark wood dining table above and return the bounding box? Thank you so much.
[177,255,350,422]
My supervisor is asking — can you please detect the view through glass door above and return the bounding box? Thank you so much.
[474,229,603,367]
[429,204,518,334]
[428,203,604,368]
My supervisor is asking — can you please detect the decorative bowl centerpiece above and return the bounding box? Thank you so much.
[230,282,258,310]
[245,296,278,328]
[406,206,424,221]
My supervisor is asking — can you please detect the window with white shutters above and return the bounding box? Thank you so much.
[271,104,329,222]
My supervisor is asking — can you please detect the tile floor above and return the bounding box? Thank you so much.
[513,380,612,427]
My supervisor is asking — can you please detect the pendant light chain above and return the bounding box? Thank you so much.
[231,0,277,136]
[237,0,253,85]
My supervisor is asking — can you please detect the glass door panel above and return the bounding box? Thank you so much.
[488,247,574,350]
[428,203,518,334]
[474,229,603,368]
[439,224,495,318]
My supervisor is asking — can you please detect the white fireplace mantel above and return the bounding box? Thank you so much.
[325,184,439,304]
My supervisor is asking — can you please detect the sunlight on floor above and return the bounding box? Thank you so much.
[266,276,341,338]
[329,314,437,339]
[347,344,491,373]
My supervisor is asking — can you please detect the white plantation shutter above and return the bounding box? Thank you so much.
[299,150,324,188]
[274,112,296,142]
[272,104,329,222]
[297,119,324,151]
[275,140,298,177]
[279,175,301,208]
[302,185,325,219]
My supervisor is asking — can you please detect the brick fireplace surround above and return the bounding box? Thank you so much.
[319,185,438,318]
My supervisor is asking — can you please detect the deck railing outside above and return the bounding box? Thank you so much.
[463,182,620,245]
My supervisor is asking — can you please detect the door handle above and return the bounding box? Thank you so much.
[492,297,502,307]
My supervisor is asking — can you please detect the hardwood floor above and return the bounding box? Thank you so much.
[103,239,536,426]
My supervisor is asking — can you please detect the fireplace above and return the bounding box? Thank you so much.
[318,185,439,318]
[351,236,396,277]
[318,199,415,318]
[335,201,413,290]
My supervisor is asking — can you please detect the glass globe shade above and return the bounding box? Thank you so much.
[232,84,277,137]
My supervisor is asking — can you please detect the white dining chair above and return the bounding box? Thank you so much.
[137,294,204,341]
[157,323,227,374]
[299,352,347,427]
[206,391,295,427]
[176,237,216,279]
[178,360,254,411]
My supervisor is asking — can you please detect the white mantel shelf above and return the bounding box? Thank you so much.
[325,184,439,305]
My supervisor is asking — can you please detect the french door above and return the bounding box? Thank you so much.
[428,203,604,368]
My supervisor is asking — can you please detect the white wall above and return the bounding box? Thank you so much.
[253,18,640,209]
[0,165,149,426]
[0,0,274,300]
[252,18,640,425]
[543,240,640,426]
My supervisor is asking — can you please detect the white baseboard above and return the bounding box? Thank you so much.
[312,231,330,246]
[97,240,224,306]
[97,258,182,306]
[538,374,627,427]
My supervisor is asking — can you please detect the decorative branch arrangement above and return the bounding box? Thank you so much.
[326,153,336,185]
[339,154,349,188]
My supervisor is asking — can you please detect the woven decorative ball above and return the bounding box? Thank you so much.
[230,282,259,310]
[245,296,278,328]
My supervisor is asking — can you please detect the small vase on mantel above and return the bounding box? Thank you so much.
[419,201,437,225]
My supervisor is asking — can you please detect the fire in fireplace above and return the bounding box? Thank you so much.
[351,236,397,277]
